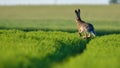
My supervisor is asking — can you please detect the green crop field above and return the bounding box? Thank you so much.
[0,5,120,68]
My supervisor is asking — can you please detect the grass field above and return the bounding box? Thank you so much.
[0,5,120,68]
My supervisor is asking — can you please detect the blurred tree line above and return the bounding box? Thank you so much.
[109,0,120,4]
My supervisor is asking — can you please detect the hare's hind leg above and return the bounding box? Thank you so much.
[85,32,91,39]
[87,32,91,38]
[83,32,88,39]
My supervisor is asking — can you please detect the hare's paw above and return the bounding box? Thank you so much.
[83,36,87,39]
[83,36,91,39]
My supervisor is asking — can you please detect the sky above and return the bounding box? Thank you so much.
[0,0,109,5]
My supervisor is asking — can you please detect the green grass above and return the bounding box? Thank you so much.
[0,30,87,68]
[0,5,120,68]
[0,19,76,32]
[0,5,120,21]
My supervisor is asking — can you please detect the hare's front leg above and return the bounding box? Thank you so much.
[78,30,82,37]
[83,32,88,39]
[78,32,82,36]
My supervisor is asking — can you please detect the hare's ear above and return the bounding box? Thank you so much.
[77,9,80,15]
[75,9,79,17]
[78,9,80,13]
[75,10,78,14]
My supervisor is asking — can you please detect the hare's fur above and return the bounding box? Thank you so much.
[75,9,96,39]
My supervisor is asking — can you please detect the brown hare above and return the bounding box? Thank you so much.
[75,9,96,39]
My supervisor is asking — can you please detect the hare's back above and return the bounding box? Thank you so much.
[81,23,94,32]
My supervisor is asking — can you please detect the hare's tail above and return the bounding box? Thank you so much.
[90,31,96,37]
[88,23,96,37]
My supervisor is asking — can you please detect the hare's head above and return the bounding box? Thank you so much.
[75,9,81,20]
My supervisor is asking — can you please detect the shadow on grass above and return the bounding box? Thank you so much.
[0,27,120,36]
[25,39,90,68]
[0,27,77,33]
[96,30,120,36]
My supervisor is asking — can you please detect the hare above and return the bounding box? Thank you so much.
[75,9,96,39]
